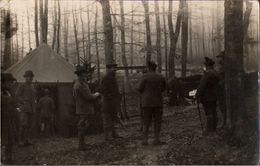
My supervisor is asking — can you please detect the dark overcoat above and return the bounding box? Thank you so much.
[138,72,166,108]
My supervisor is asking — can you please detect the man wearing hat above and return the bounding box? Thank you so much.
[100,63,122,141]
[1,73,18,164]
[196,57,219,134]
[216,51,226,127]
[15,70,36,146]
[138,61,166,145]
[73,65,100,151]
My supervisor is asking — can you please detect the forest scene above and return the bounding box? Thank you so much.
[0,0,259,165]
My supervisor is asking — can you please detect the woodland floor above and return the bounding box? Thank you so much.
[10,95,259,165]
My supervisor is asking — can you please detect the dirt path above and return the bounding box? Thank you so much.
[12,104,258,165]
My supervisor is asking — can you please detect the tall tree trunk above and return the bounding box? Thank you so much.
[99,0,114,65]
[216,1,222,52]
[44,0,48,43]
[52,0,57,50]
[87,6,91,62]
[181,0,188,77]
[189,3,193,62]
[142,0,152,64]
[16,15,19,61]
[73,10,80,65]
[155,0,162,73]
[163,1,168,80]
[94,3,100,81]
[168,0,183,78]
[112,9,117,64]
[63,13,69,61]
[130,3,134,73]
[243,0,253,67]
[4,9,12,69]
[27,9,31,49]
[80,5,86,60]
[56,0,61,53]
[200,7,206,56]
[21,21,24,57]
[39,0,44,43]
[224,0,246,138]
[35,0,39,46]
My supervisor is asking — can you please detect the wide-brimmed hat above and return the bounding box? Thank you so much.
[204,57,215,66]
[23,70,34,77]
[1,73,16,82]
[106,63,117,69]
[216,51,225,58]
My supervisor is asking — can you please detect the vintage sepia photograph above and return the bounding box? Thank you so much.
[0,0,259,165]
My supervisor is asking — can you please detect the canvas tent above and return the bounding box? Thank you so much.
[5,43,77,137]
[5,43,76,82]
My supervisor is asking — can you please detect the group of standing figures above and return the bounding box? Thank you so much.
[1,51,226,163]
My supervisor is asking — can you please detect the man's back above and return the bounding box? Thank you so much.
[138,72,166,108]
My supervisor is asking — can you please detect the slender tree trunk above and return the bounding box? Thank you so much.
[130,3,134,73]
[63,13,69,61]
[16,16,19,61]
[35,0,39,46]
[21,21,24,57]
[87,6,91,62]
[4,9,12,69]
[181,0,188,77]
[99,0,114,65]
[80,5,86,60]
[163,1,168,80]
[95,3,100,81]
[39,0,44,43]
[44,0,48,43]
[189,3,193,62]
[52,0,57,50]
[168,0,183,78]
[155,0,162,73]
[216,1,222,52]
[27,9,31,49]
[224,0,246,138]
[142,0,152,64]
[73,10,80,65]
[112,9,117,64]
[201,7,206,56]
[56,0,61,53]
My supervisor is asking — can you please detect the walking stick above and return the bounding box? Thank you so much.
[196,100,204,130]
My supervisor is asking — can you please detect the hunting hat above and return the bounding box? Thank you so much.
[106,63,118,69]
[216,51,225,58]
[147,61,157,70]
[204,57,215,66]
[23,70,34,77]
[1,73,16,82]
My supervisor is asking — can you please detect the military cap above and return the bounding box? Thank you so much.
[23,70,34,77]
[204,57,215,66]
[1,73,16,82]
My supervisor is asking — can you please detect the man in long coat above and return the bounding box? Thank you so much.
[73,65,100,151]
[100,63,122,141]
[1,73,18,164]
[138,61,166,145]
[196,57,219,133]
[15,70,36,146]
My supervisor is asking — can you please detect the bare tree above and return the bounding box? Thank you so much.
[94,3,100,81]
[80,4,86,59]
[188,2,193,61]
[63,12,69,61]
[27,9,31,49]
[72,9,80,65]
[163,1,168,80]
[168,0,182,78]
[155,0,162,73]
[181,0,188,77]
[142,0,152,64]
[224,0,245,138]
[35,0,39,46]
[130,3,134,73]
[56,0,61,53]
[52,0,57,49]
[87,6,91,62]
[39,0,44,43]
[99,0,115,65]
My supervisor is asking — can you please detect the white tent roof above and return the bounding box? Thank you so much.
[5,43,76,83]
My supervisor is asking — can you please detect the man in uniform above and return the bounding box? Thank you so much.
[1,73,18,164]
[100,63,122,141]
[37,89,55,136]
[138,61,166,145]
[15,70,36,146]
[216,51,227,127]
[196,57,219,134]
[73,65,100,151]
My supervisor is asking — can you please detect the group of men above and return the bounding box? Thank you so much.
[1,51,226,163]
[1,70,55,164]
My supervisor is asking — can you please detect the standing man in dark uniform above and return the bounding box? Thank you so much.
[216,51,227,127]
[138,61,166,145]
[100,63,122,141]
[1,73,18,164]
[73,65,100,151]
[196,57,219,134]
[15,70,36,146]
